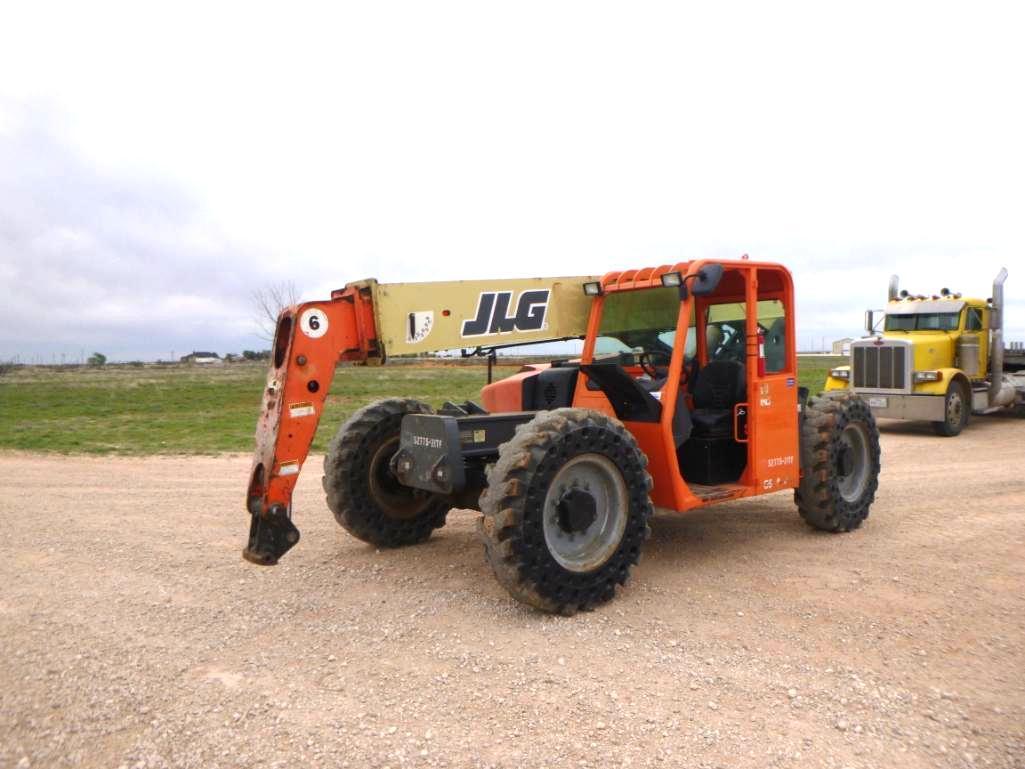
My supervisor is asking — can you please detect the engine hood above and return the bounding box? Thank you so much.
[883,331,956,371]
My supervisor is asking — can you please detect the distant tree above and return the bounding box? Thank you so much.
[252,281,300,342]
[242,349,271,361]
[87,352,107,367]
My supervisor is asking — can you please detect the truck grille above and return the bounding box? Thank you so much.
[853,344,907,390]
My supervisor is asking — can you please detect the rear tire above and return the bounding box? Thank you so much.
[478,408,653,615]
[323,398,450,547]
[931,381,970,436]
[795,391,881,532]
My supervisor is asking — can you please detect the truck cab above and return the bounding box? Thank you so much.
[824,270,1023,435]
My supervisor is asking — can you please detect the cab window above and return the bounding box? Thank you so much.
[966,307,983,331]
[597,286,680,356]
[705,302,746,364]
[703,299,789,372]
[758,299,788,373]
[886,312,959,331]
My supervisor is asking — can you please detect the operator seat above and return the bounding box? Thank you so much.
[690,360,746,438]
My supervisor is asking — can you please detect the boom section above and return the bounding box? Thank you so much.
[243,275,595,565]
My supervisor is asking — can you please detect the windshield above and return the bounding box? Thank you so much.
[885,312,960,331]
[595,286,679,355]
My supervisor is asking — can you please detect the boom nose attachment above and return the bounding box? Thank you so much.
[243,503,300,565]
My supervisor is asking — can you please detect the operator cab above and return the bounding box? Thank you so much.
[586,281,752,485]
[574,262,795,502]
[480,260,797,510]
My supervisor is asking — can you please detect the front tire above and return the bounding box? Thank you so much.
[796,391,881,532]
[323,398,450,548]
[478,408,653,615]
[931,381,969,436]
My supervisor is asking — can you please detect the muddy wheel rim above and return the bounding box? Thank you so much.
[542,453,629,573]
[367,435,430,520]
[946,390,964,426]
[836,423,870,503]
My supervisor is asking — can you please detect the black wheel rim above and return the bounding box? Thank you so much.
[367,435,430,520]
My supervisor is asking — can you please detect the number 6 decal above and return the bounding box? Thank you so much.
[299,308,329,339]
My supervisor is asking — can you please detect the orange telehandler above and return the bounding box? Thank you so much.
[243,259,881,614]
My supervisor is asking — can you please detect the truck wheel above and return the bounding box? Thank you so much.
[931,381,970,436]
[323,398,450,547]
[795,391,880,532]
[478,408,653,615]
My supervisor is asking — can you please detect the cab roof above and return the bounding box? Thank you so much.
[886,299,966,314]
[599,258,791,293]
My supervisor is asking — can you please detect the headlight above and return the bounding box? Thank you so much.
[830,368,850,380]
[913,370,943,383]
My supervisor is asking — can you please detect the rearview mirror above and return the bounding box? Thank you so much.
[690,263,724,297]
[864,310,874,334]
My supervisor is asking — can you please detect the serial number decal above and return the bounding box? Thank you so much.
[412,435,443,449]
[766,455,795,468]
[461,290,549,337]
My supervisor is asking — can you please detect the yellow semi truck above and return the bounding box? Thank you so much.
[824,268,1025,436]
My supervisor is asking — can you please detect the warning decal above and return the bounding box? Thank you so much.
[289,402,316,418]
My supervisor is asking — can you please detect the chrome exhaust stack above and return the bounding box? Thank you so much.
[988,268,1009,403]
[888,274,900,302]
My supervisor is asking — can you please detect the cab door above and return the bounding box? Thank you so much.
[743,268,800,495]
[962,305,987,379]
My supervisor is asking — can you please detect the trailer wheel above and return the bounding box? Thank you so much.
[931,381,970,436]
[795,391,880,532]
[323,398,450,547]
[478,408,652,615]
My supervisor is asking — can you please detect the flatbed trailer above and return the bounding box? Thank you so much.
[1004,344,1025,372]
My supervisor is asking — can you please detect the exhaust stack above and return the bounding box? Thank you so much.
[988,268,1008,401]
[888,275,900,302]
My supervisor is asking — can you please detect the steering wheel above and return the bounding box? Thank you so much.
[638,350,670,379]
[716,329,746,364]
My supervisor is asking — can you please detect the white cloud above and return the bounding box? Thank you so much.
[1,0,1023,361]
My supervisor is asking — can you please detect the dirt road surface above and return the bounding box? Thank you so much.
[2,415,1024,769]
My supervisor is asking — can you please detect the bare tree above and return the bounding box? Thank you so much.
[252,281,300,341]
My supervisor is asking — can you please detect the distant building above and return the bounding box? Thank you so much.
[180,351,222,365]
[831,337,854,356]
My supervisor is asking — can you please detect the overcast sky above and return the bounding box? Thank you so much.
[1,1,1023,362]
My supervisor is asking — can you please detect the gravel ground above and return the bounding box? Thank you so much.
[2,414,1024,769]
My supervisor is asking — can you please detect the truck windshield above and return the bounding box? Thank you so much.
[596,286,680,354]
[885,312,960,331]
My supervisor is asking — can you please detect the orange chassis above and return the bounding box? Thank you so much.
[244,259,801,564]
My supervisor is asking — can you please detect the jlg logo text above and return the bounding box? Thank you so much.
[461,290,550,337]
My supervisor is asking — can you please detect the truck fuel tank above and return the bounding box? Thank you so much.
[956,335,981,378]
